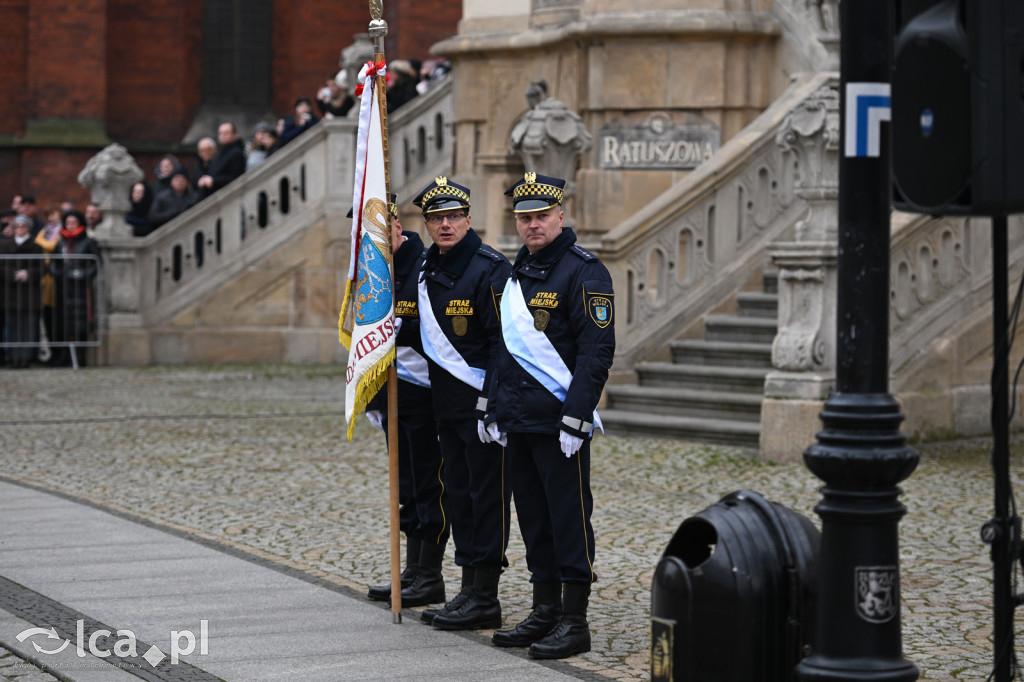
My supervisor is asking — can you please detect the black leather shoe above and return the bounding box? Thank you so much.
[421,589,468,624]
[528,615,591,659]
[398,569,445,607]
[492,602,561,647]
[431,588,502,630]
[367,564,418,602]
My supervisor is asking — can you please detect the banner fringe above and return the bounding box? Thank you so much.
[345,349,395,441]
[338,279,354,349]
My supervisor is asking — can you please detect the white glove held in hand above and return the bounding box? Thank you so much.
[366,410,384,431]
[559,430,584,457]
[477,419,492,443]
[486,421,507,447]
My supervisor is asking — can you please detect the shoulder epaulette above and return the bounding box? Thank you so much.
[476,244,505,263]
[570,244,598,262]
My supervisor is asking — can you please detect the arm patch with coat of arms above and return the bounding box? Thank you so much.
[583,280,613,328]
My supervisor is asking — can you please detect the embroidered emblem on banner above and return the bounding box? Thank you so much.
[452,316,468,336]
[587,295,613,328]
[533,309,550,331]
[855,565,898,623]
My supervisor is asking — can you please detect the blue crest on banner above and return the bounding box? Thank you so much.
[354,238,393,325]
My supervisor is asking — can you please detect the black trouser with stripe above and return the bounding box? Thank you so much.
[506,432,595,584]
[436,419,510,568]
[383,409,449,546]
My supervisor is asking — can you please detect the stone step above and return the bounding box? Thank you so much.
[635,361,770,392]
[669,339,772,368]
[599,408,761,448]
[736,291,778,318]
[704,315,778,344]
[605,385,762,422]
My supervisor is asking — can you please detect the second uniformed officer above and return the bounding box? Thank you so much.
[487,173,615,659]
[364,197,450,608]
[414,177,513,630]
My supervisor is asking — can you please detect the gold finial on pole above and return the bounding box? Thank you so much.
[369,0,383,21]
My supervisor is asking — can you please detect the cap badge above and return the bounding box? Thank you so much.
[525,171,537,184]
[436,176,448,186]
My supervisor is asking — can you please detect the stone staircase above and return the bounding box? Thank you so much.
[601,271,777,448]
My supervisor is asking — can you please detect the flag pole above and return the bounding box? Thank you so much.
[367,0,402,625]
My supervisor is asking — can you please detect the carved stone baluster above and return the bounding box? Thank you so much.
[760,83,840,461]
[78,145,147,359]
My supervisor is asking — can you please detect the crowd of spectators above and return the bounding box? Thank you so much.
[1,198,101,368]
[0,55,451,368]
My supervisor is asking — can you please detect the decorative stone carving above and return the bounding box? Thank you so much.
[509,80,593,224]
[775,85,839,241]
[77,144,144,240]
[340,33,375,116]
[767,82,840,397]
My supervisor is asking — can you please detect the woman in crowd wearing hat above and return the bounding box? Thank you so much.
[279,96,320,146]
[1,214,45,368]
[50,211,100,367]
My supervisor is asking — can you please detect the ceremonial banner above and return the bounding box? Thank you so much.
[339,60,395,440]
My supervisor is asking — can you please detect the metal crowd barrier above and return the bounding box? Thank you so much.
[1,252,103,369]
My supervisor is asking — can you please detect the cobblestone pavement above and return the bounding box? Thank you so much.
[0,366,1021,681]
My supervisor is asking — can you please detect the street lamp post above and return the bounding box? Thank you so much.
[795,1,920,680]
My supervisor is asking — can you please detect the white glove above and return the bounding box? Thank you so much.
[559,430,584,458]
[486,421,507,447]
[477,419,492,443]
[366,410,384,431]
[394,317,403,334]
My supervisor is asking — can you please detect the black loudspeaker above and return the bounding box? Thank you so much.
[892,0,1024,216]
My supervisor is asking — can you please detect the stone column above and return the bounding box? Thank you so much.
[77,144,144,240]
[759,83,840,462]
[78,145,149,364]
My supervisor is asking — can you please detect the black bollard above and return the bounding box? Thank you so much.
[795,0,920,680]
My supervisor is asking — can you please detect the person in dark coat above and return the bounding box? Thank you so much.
[363,197,449,608]
[126,181,155,237]
[148,169,199,230]
[486,173,615,660]
[412,177,513,632]
[196,122,245,198]
[50,211,100,367]
[279,96,320,146]
[1,215,44,367]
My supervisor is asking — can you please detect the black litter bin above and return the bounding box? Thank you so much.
[651,489,819,682]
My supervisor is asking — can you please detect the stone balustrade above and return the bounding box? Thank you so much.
[597,71,835,371]
[95,77,454,364]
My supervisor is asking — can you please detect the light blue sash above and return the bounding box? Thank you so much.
[500,279,602,433]
[396,346,431,388]
[417,275,486,391]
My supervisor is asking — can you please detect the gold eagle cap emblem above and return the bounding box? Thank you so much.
[436,176,448,186]
[525,171,537,184]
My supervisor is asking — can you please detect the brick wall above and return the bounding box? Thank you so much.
[27,0,107,119]
[0,0,459,207]
[107,0,203,142]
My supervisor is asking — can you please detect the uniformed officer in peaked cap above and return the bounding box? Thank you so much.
[486,172,615,659]
[413,176,513,631]
[360,195,450,609]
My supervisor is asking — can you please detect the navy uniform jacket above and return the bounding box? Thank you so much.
[488,228,615,438]
[368,230,433,416]
[419,228,511,422]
